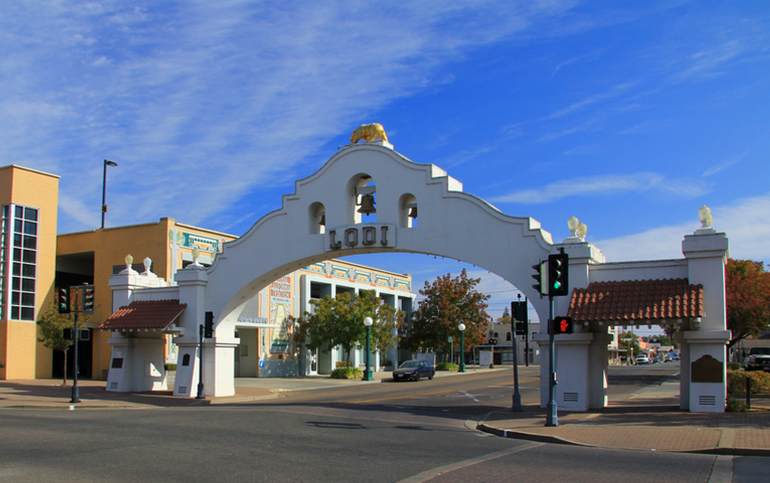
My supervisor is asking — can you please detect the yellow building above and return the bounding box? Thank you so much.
[0,165,59,380]
[56,219,238,380]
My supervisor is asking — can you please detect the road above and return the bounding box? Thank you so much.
[0,366,767,482]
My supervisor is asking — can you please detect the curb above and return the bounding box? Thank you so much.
[476,423,770,457]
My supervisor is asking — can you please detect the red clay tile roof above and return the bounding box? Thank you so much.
[568,279,703,322]
[100,300,186,330]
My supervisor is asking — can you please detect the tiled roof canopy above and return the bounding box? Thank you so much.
[568,279,703,322]
[100,300,187,330]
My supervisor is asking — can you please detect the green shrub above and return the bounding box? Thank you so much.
[726,398,748,412]
[437,362,459,372]
[330,367,363,380]
[728,362,742,371]
[164,363,177,371]
[727,369,770,397]
[335,360,351,369]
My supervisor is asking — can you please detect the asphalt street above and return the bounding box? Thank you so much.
[0,366,767,482]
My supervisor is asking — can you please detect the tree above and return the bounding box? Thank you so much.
[37,305,72,385]
[300,291,403,364]
[726,259,770,348]
[618,331,640,364]
[405,269,491,355]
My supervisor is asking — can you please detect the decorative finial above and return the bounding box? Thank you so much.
[125,254,133,269]
[143,257,152,274]
[567,216,580,237]
[191,247,202,266]
[350,123,392,148]
[698,204,713,229]
[576,222,588,241]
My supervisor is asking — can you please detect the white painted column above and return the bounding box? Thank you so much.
[682,229,729,412]
[548,239,607,410]
[173,264,211,397]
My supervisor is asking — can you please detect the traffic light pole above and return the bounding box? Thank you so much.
[70,308,81,403]
[546,294,558,427]
[511,314,522,412]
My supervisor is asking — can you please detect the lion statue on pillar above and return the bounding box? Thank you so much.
[350,123,389,144]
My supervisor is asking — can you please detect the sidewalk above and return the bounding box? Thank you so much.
[478,381,770,456]
[0,367,507,409]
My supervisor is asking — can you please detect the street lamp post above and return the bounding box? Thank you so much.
[458,323,466,373]
[363,317,374,381]
[101,159,118,229]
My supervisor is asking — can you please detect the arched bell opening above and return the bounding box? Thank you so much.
[347,173,377,224]
[308,202,326,234]
[399,193,418,228]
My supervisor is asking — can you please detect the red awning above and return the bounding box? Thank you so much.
[100,300,186,331]
[568,279,704,322]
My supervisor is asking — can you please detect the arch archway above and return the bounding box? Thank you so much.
[174,143,555,397]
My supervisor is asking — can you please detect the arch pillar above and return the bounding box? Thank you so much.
[682,229,729,412]
[173,264,239,398]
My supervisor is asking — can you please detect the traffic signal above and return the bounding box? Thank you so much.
[204,311,214,338]
[511,300,528,336]
[57,287,70,314]
[82,285,95,313]
[547,252,569,296]
[551,316,573,335]
[531,260,547,296]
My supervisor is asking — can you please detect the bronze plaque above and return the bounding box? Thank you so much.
[691,354,723,383]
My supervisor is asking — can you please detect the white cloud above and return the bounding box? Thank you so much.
[595,193,770,262]
[491,172,709,204]
[0,1,579,232]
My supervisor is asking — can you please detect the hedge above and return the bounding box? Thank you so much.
[436,362,459,372]
[330,367,363,380]
[727,369,770,397]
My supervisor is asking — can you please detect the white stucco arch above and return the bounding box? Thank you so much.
[204,144,554,338]
[108,141,729,413]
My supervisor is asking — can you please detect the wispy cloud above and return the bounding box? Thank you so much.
[542,82,636,121]
[491,172,709,204]
[674,39,745,82]
[702,156,741,177]
[0,1,579,232]
[595,193,770,262]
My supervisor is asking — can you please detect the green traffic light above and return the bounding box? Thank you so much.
[553,281,561,289]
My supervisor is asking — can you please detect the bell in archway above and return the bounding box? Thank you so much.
[408,206,417,218]
[357,193,376,215]
[319,214,326,226]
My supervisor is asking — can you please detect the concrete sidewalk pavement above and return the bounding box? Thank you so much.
[478,380,770,456]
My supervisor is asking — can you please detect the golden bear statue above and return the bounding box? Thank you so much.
[350,123,389,144]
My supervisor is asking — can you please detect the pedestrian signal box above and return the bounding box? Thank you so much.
[551,316,573,335]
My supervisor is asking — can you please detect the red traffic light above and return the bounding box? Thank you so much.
[551,316,573,335]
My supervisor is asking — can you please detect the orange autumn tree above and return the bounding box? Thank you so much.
[726,259,770,348]
[404,269,491,358]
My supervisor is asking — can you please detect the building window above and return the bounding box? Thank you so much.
[8,205,38,320]
[506,332,511,341]
[0,205,6,319]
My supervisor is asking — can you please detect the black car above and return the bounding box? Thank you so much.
[392,360,435,381]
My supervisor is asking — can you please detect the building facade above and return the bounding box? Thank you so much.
[0,165,59,380]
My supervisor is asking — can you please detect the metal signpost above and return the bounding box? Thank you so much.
[511,296,527,412]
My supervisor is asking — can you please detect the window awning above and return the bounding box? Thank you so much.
[100,300,187,331]
[568,278,703,323]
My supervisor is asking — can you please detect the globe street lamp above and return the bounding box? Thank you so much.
[364,316,374,381]
[458,323,466,373]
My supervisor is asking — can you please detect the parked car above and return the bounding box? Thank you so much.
[745,348,770,371]
[635,354,651,365]
[664,352,680,362]
[392,360,435,381]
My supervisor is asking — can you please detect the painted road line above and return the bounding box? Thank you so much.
[397,441,544,483]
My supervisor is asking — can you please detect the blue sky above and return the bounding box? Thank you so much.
[3,1,770,319]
